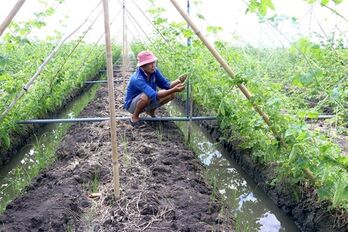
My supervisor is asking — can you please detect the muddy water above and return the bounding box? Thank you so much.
[0,83,99,210]
[167,102,299,232]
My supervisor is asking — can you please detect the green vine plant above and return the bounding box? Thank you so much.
[246,0,344,17]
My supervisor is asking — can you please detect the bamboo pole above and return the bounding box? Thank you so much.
[186,0,192,144]
[188,82,193,143]
[122,0,127,91]
[122,0,126,59]
[0,0,26,36]
[169,0,316,183]
[103,0,120,199]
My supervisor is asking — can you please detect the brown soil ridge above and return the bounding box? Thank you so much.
[0,71,232,231]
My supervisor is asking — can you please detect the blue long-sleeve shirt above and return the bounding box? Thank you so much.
[124,67,171,110]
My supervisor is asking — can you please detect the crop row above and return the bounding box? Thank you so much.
[0,37,121,158]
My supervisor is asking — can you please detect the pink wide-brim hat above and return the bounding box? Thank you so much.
[137,51,158,67]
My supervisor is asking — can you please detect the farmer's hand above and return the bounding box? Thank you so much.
[174,82,185,92]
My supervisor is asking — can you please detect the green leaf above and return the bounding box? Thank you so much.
[307,111,319,119]
[321,0,329,5]
[296,131,308,141]
[247,0,258,13]
[196,13,205,20]
[289,144,298,161]
[2,134,10,148]
[331,87,341,100]
[300,72,315,86]
[219,101,226,116]
[266,97,281,109]
[336,156,348,167]
[298,37,312,54]
[333,178,348,207]
[292,74,303,87]
[153,17,167,26]
[264,0,275,10]
[206,26,223,34]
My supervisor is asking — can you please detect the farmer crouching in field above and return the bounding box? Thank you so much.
[124,50,186,128]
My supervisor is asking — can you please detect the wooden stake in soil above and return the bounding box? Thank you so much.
[169,0,316,183]
[0,0,26,36]
[103,0,120,198]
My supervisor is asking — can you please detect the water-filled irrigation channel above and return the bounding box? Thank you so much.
[167,102,299,231]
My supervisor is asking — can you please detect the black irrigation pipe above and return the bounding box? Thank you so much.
[18,116,217,124]
[98,69,134,72]
[84,80,122,84]
[306,115,335,120]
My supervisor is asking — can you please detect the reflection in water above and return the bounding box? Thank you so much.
[238,192,257,211]
[197,141,222,165]
[258,212,282,232]
[167,103,299,232]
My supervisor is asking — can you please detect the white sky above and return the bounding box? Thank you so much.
[1,0,348,47]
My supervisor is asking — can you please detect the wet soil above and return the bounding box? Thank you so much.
[0,71,232,231]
